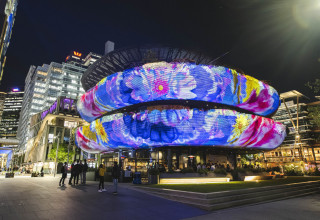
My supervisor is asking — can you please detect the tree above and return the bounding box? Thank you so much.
[48,142,75,163]
[306,79,320,128]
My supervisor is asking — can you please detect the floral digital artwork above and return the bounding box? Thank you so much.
[77,62,280,122]
[75,107,286,151]
[75,61,286,152]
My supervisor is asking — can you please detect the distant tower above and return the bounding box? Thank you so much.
[105,41,115,55]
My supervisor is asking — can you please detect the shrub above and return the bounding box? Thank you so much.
[198,169,208,175]
[148,168,160,175]
[214,168,227,175]
[181,168,194,173]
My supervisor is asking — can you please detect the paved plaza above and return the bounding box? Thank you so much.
[0,176,320,220]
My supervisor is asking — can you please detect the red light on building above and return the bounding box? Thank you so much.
[65,56,70,62]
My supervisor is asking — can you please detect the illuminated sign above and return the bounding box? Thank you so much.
[77,62,280,122]
[12,88,19,92]
[73,51,82,57]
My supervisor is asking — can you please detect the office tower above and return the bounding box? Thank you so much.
[18,51,102,152]
[0,88,23,138]
[0,0,18,82]
[0,91,6,121]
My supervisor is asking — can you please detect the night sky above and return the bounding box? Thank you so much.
[1,0,320,98]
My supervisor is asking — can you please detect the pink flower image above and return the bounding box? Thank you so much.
[153,79,169,96]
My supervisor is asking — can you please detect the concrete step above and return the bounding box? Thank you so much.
[132,180,320,211]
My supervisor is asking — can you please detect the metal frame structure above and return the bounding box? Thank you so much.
[81,46,216,91]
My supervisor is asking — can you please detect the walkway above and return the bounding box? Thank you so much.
[0,177,206,220]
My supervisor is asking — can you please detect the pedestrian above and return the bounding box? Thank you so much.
[79,160,83,184]
[210,164,215,171]
[74,160,80,185]
[112,161,120,195]
[197,163,201,171]
[82,159,88,184]
[98,163,106,192]
[69,160,76,185]
[59,162,68,186]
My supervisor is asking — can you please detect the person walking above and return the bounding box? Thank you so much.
[82,159,88,184]
[112,161,120,195]
[98,163,106,192]
[59,162,68,186]
[69,160,76,185]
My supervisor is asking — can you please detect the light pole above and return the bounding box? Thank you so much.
[54,133,60,177]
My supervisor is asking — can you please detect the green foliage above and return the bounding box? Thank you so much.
[306,79,320,94]
[284,164,303,176]
[306,168,320,176]
[306,79,320,129]
[213,168,227,175]
[149,168,160,175]
[48,142,75,163]
[181,168,194,173]
[197,169,208,175]
[308,106,320,128]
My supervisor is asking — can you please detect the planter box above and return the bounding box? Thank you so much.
[160,172,232,179]
[86,171,96,181]
[148,175,159,184]
[5,173,14,178]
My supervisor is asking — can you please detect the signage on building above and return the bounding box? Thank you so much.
[73,51,82,57]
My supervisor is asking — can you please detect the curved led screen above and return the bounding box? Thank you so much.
[77,62,280,122]
[75,107,286,151]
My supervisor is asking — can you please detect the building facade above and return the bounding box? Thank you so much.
[24,97,86,173]
[0,0,18,82]
[0,91,6,121]
[0,89,23,139]
[265,90,320,168]
[17,51,101,154]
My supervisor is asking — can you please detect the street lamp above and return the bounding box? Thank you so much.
[54,132,61,177]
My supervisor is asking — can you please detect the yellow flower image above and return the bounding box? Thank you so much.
[229,114,250,143]
[82,126,97,142]
[95,120,109,143]
[243,75,261,102]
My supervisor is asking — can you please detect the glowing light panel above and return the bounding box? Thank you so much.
[75,107,286,152]
[77,62,280,122]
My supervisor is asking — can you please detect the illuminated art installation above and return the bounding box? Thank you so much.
[75,107,286,153]
[77,62,280,122]
[76,57,286,152]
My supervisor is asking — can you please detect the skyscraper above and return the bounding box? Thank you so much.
[0,0,18,83]
[17,51,102,152]
[0,91,6,121]
[0,88,23,139]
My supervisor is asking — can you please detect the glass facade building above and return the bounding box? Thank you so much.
[17,51,101,153]
[266,90,320,166]
[0,0,18,82]
[0,89,23,138]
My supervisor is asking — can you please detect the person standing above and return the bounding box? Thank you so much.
[69,160,76,185]
[98,163,106,192]
[82,159,88,184]
[112,161,120,195]
[74,160,80,185]
[59,162,68,186]
[79,160,83,184]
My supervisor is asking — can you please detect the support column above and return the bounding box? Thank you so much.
[134,150,137,173]
[167,149,172,171]
[312,147,318,167]
[176,150,180,170]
